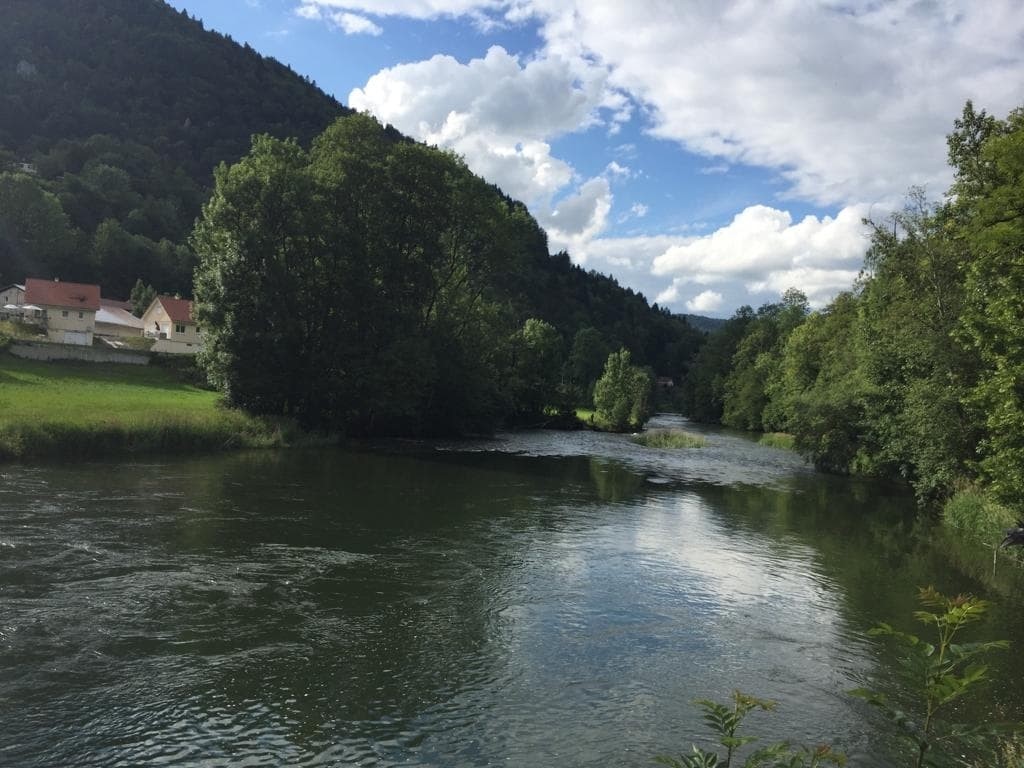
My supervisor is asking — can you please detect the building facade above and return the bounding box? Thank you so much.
[23,278,100,345]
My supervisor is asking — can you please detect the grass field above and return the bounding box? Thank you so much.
[0,353,302,461]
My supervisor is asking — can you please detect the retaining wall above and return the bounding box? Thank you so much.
[9,341,150,365]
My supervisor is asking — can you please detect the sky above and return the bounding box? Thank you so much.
[168,0,1024,317]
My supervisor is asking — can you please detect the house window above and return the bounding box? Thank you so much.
[78,311,84,319]
[62,310,69,318]
[175,323,186,334]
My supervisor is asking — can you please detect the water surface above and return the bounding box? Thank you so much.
[3,416,1024,766]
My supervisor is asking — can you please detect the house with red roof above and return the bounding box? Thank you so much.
[23,277,101,345]
[140,295,203,354]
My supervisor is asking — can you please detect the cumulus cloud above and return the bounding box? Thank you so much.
[652,204,870,308]
[296,0,503,22]
[544,0,1024,206]
[335,0,1024,206]
[685,290,724,314]
[539,177,613,255]
[333,11,384,34]
[350,45,624,249]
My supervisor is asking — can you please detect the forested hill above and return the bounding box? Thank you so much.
[0,0,351,295]
[1,0,347,179]
[0,0,703,381]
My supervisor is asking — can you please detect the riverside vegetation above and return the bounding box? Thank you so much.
[658,589,1016,768]
[678,102,1024,544]
[0,354,298,460]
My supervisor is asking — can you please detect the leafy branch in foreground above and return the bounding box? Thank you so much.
[654,690,845,768]
[850,586,1012,768]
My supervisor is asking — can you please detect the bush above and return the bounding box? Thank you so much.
[943,487,1016,543]
[633,428,706,449]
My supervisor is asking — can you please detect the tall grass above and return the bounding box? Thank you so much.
[942,486,1017,543]
[0,353,303,461]
[632,428,707,449]
[758,431,796,450]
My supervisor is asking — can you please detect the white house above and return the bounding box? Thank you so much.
[23,277,100,345]
[141,295,202,354]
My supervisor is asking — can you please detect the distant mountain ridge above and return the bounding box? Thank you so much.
[683,314,727,333]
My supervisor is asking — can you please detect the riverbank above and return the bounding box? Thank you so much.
[0,353,308,461]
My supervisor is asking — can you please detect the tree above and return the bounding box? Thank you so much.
[956,107,1024,509]
[0,171,77,283]
[593,348,653,431]
[129,278,157,316]
[680,306,754,423]
[722,288,809,432]
[565,326,610,407]
[506,318,564,421]
[193,115,522,436]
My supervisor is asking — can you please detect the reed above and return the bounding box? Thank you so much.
[632,428,707,449]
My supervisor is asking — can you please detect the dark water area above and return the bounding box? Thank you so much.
[3,415,1024,766]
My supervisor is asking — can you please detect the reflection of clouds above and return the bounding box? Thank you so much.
[632,492,830,612]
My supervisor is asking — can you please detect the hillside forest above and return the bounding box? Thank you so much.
[0,0,701,433]
[680,102,1024,520]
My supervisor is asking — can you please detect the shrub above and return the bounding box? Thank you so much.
[633,428,707,449]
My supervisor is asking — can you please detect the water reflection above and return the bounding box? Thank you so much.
[2,429,1024,766]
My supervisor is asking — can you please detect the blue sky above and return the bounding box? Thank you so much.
[168,0,1023,316]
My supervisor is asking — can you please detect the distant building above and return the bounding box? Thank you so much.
[141,295,202,354]
[0,283,25,308]
[24,277,101,345]
[96,299,144,339]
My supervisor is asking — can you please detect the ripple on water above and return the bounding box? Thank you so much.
[0,437,997,768]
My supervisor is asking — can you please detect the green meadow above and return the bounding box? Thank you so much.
[0,354,300,461]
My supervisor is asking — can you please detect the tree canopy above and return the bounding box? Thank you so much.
[679,101,1024,511]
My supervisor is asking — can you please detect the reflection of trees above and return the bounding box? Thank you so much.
[136,447,648,759]
[588,457,646,503]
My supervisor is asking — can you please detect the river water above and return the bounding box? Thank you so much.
[2,415,1024,766]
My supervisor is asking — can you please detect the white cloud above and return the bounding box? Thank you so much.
[541,0,1024,206]
[685,290,724,314]
[630,202,648,218]
[652,204,869,308]
[604,161,631,178]
[540,177,613,256]
[297,0,503,22]
[330,11,384,34]
[700,164,729,176]
[350,45,626,246]
[336,0,1024,206]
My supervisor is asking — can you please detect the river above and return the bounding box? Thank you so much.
[2,415,1023,766]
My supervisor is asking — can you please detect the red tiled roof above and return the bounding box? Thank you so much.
[157,296,194,323]
[24,278,100,311]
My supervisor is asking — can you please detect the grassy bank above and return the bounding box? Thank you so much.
[942,486,1017,544]
[0,353,304,461]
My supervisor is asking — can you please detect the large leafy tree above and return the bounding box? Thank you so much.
[0,171,78,283]
[593,349,653,431]
[955,107,1024,507]
[193,115,520,436]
